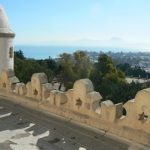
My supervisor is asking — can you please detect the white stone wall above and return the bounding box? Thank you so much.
[0,37,14,72]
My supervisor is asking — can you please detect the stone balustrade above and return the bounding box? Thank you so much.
[0,69,150,145]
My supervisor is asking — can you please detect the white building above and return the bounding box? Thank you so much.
[0,6,15,73]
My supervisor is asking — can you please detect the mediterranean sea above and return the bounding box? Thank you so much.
[15,45,143,59]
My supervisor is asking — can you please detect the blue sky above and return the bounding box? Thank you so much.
[1,0,150,45]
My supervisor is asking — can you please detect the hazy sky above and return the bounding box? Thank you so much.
[1,0,150,45]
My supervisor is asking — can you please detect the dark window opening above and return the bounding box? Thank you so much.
[9,47,13,58]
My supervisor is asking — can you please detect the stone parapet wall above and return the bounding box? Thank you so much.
[0,69,150,145]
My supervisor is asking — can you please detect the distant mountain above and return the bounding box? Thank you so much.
[101,37,127,47]
[71,37,150,50]
[20,37,150,50]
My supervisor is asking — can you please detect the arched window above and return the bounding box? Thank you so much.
[9,47,13,58]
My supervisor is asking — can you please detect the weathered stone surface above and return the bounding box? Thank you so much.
[42,83,53,100]
[1,70,150,145]
[123,99,135,119]
[47,90,59,105]
[26,82,32,97]
[72,79,101,114]
[65,89,74,108]
[15,82,27,95]
[55,92,68,107]
[9,76,20,91]
[87,91,102,111]
[115,103,123,119]
[31,73,48,101]
[0,69,19,91]
[135,89,150,118]
[66,89,74,101]
[73,79,94,103]
[101,100,122,122]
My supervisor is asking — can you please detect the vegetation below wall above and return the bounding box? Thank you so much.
[117,63,150,78]
[14,50,150,104]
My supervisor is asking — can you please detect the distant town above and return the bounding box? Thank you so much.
[86,51,150,71]
[86,51,150,83]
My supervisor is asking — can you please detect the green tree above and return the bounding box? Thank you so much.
[58,53,76,89]
[90,54,126,103]
[14,51,54,83]
[14,50,25,60]
[73,51,93,78]
[58,51,93,89]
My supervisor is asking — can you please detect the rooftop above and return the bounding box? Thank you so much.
[0,6,14,36]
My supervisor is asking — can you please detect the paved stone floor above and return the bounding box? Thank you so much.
[0,97,149,150]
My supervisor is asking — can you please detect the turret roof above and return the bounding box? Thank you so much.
[0,6,15,37]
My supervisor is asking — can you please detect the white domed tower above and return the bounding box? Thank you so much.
[0,6,15,73]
